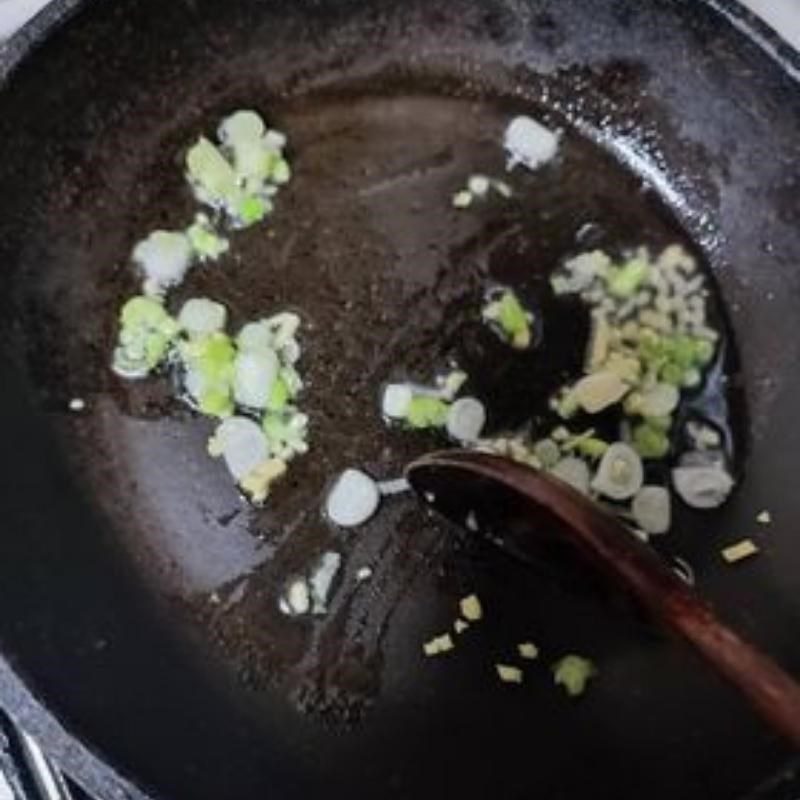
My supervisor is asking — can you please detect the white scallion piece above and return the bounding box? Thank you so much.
[233,349,279,409]
[454,619,469,634]
[326,468,381,528]
[551,426,570,442]
[281,338,301,365]
[551,457,591,495]
[638,383,680,418]
[533,439,561,469]
[503,115,560,172]
[280,579,311,616]
[446,397,487,443]
[185,135,241,212]
[452,190,473,209]
[672,460,734,509]
[281,363,305,398]
[264,129,287,150]
[178,298,228,339]
[632,486,671,535]
[592,443,644,501]
[237,321,274,353]
[235,138,276,187]
[218,110,266,148]
[266,312,301,349]
[133,231,193,294]
[756,510,772,525]
[208,417,270,482]
[69,398,86,412]
[496,664,523,684]
[467,174,491,196]
[382,384,414,420]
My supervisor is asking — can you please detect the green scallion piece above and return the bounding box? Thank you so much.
[406,396,449,429]
[632,423,670,459]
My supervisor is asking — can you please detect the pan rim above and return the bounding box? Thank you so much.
[1,0,799,87]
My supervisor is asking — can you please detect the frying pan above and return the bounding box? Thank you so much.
[0,0,798,798]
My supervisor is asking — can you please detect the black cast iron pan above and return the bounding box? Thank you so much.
[0,1,799,798]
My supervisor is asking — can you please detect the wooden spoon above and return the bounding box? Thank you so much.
[406,450,800,749]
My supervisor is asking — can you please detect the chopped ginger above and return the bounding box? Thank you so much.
[460,594,483,622]
[518,642,539,660]
[423,634,455,656]
[240,458,287,504]
[721,539,759,564]
[496,665,523,684]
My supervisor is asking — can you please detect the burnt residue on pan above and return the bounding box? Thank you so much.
[10,74,743,724]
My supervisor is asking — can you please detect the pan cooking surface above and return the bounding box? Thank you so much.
[19,78,767,790]
[0,1,799,798]
[36,81,742,699]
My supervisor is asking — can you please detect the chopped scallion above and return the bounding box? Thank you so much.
[552,655,596,697]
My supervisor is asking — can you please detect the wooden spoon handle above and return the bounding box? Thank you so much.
[669,596,800,748]
[410,451,800,748]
